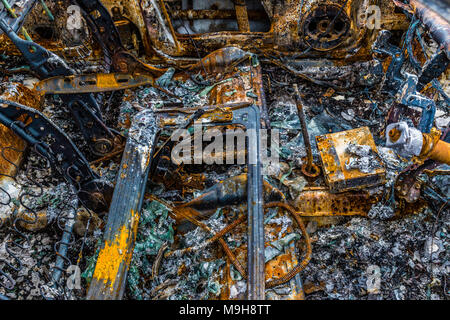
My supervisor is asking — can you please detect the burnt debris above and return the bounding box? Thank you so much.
[0,0,448,300]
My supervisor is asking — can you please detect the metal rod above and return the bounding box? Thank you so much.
[172,9,267,21]
[232,106,265,300]
[234,0,251,32]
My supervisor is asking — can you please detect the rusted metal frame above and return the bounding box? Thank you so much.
[197,48,265,298]
[0,99,112,212]
[156,104,265,299]
[73,0,166,76]
[140,0,397,61]
[71,0,124,71]
[86,110,159,300]
[0,18,121,157]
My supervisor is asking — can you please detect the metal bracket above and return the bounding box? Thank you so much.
[372,30,405,95]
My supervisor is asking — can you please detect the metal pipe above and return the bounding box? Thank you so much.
[172,9,267,21]
[234,0,251,32]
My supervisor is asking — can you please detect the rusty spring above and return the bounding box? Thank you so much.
[0,140,99,299]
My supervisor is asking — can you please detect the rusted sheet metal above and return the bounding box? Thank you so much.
[294,187,379,216]
[316,127,386,193]
[35,73,155,94]
[86,110,159,300]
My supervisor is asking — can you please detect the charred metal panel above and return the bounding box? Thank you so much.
[316,127,386,193]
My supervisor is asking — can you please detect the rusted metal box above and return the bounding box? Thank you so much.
[316,127,386,193]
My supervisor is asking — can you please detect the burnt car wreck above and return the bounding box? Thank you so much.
[0,0,448,301]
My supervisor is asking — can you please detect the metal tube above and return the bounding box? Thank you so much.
[172,9,267,21]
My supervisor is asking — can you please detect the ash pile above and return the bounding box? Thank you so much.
[0,0,449,300]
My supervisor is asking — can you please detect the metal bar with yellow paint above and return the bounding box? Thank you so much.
[34,73,155,94]
[86,110,159,300]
